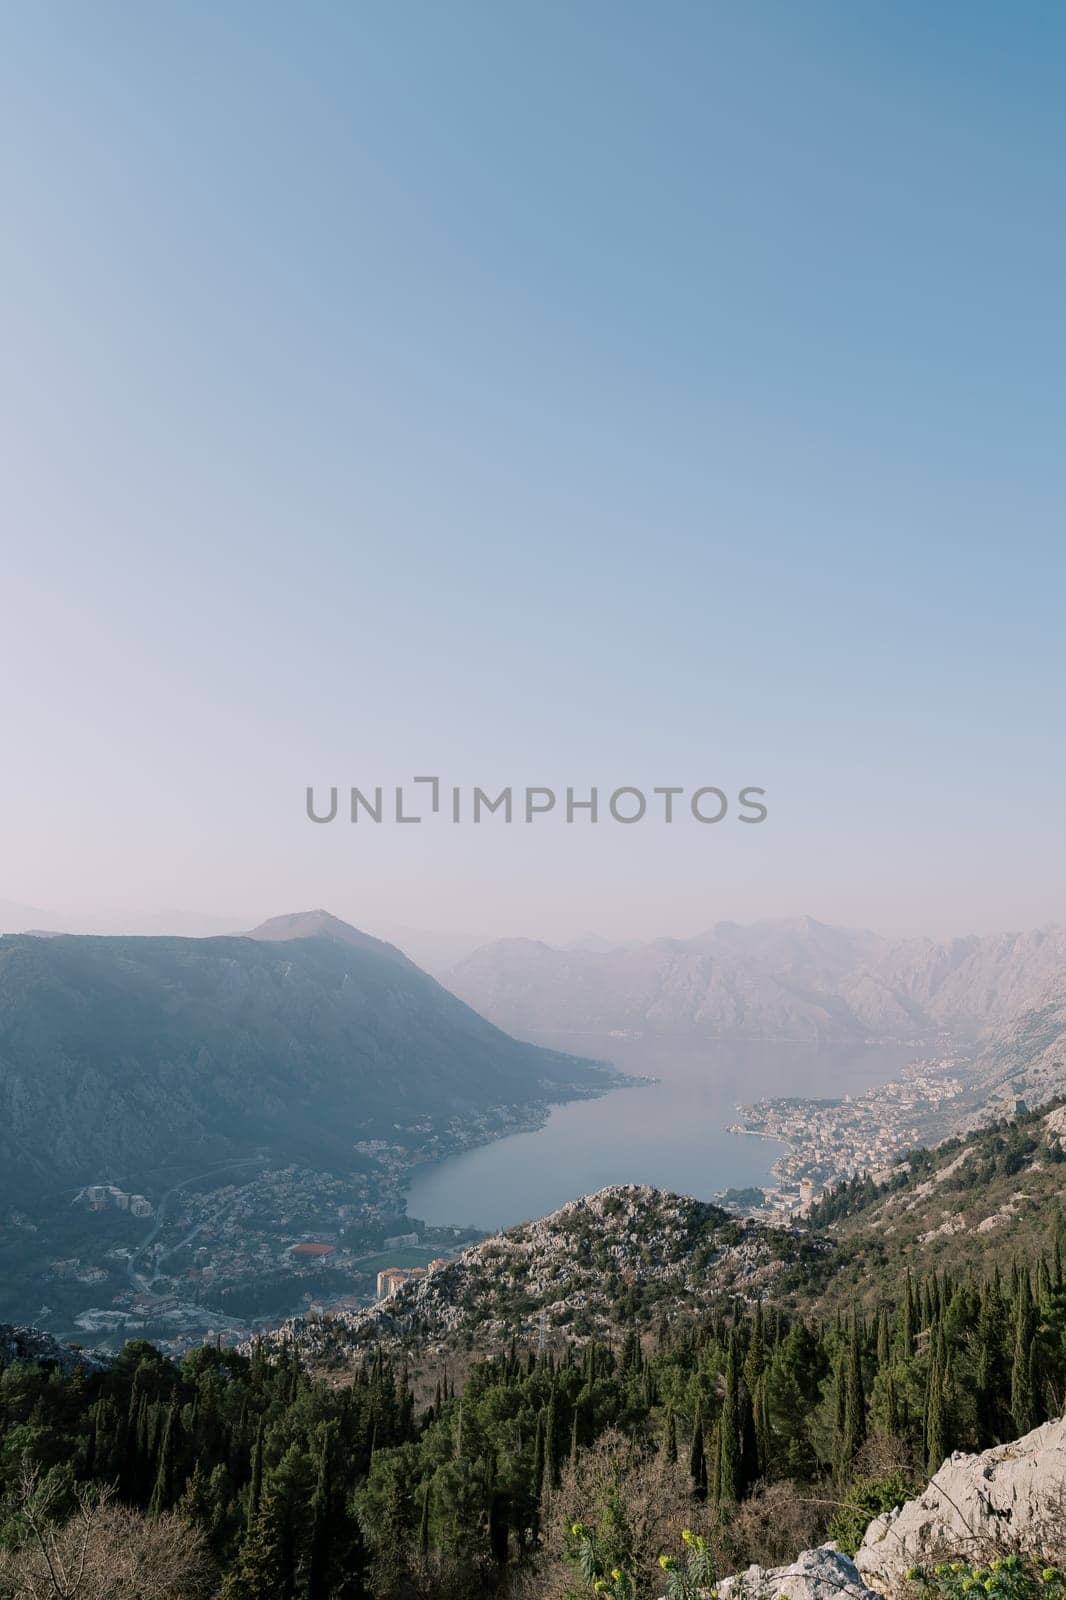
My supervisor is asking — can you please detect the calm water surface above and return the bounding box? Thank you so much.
[405,1035,917,1230]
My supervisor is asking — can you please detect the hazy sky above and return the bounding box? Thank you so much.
[2,2,1064,944]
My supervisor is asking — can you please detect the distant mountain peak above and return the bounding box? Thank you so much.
[244,909,414,967]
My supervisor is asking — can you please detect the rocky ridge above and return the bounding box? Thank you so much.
[258,1185,807,1361]
[0,1323,111,1374]
[445,918,1066,1048]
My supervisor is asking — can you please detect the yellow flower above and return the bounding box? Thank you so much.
[611,1571,622,1583]
[571,1522,587,1538]
[682,1529,696,1545]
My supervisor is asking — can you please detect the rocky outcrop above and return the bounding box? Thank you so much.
[254,1185,803,1361]
[687,1420,1066,1600]
[714,1545,880,1600]
[0,1323,111,1374]
[855,1416,1066,1590]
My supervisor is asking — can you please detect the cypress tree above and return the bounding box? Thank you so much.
[544,1387,560,1489]
[832,1353,847,1476]
[925,1335,947,1474]
[148,1403,177,1519]
[307,1432,333,1600]
[744,1303,766,1394]
[688,1400,707,1500]
[885,1374,900,1437]
[876,1306,891,1368]
[224,1484,291,1600]
[901,1271,915,1359]
[418,1482,431,1559]
[1011,1277,1035,1436]
[177,1460,210,1529]
[532,1413,545,1504]
[719,1341,741,1504]
[842,1310,867,1465]
[754,1372,771,1471]
[708,1419,721,1507]
[662,1404,678,1465]
[247,1417,265,1534]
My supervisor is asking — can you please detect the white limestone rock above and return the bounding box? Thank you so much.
[675,1544,880,1600]
[855,1416,1066,1591]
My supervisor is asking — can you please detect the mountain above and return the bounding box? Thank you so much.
[262,1183,806,1362]
[245,907,416,967]
[0,917,610,1203]
[444,917,1066,1044]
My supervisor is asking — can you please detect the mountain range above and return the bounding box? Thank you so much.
[0,911,608,1203]
[443,915,1066,1044]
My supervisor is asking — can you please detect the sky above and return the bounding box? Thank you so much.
[1,1,1064,945]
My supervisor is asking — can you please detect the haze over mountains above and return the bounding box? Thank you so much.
[0,914,607,1205]
[443,916,1066,1044]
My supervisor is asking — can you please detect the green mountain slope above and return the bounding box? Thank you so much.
[794,1098,1066,1315]
[0,921,610,1201]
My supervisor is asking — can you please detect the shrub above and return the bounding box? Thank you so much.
[908,1555,1066,1600]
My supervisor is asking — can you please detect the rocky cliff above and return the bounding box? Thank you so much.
[855,1415,1066,1590]
[681,1417,1066,1600]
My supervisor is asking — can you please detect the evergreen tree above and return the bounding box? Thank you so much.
[688,1400,707,1501]
[223,1484,292,1600]
[925,1335,947,1475]
[418,1481,431,1560]
[900,1270,915,1358]
[246,1417,265,1534]
[148,1402,178,1518]
[1011,1277,1036,1436]
[842,1310,867,1466]
[719,1340,741,1504]
[661,1404,677,1465]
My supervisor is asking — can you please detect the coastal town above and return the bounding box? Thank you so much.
[726,1052,973,1219]
[0,1098,587,1353]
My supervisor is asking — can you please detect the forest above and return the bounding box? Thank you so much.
[2,1225,1065,1599]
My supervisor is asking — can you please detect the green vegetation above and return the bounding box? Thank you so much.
[3,1212,1065,1598]
[910,1556,1066,1600]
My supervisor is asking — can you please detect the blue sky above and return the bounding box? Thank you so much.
[1,2,1063,940]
